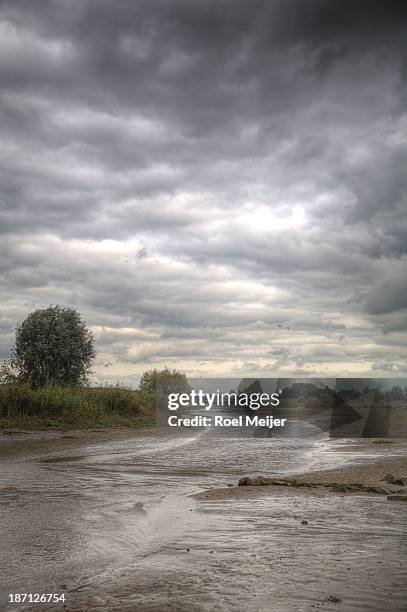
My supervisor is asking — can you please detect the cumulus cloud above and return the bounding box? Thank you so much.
[0,0,406,380]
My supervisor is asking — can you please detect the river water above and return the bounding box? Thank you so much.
[0,429,406,611]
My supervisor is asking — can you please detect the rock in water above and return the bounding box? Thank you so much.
[382,473,407,486]
[382,473,396,483]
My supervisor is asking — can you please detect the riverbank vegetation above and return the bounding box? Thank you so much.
[0,305,188,430]
[0,383,156,429]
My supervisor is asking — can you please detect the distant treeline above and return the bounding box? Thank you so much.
[280,382,407,403]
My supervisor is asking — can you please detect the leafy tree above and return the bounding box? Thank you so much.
[13,305,95,388]
[0,360,18,384]
[139,368,190,396]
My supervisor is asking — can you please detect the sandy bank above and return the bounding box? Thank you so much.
[194,443,407,501]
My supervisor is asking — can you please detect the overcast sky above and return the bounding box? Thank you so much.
[1,0,406,384]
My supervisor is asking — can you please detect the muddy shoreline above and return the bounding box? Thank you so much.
[1,432,407,611]
[0,426,161,459]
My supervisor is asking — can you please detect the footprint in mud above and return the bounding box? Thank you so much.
[133,501,147,514]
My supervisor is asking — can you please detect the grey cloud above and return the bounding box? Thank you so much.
[1,0,406,381]
[366,276,407,315]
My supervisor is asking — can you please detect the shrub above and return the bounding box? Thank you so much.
[139,368,190,396]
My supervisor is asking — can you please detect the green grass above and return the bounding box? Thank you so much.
[0,383,155,429]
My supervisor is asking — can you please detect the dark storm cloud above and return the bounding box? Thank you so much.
[365,275,407,315]
[0,0,406,380]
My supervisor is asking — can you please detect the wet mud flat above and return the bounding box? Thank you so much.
[0,432,406,611]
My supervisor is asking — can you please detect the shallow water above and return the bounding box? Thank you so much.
[0,430,406,611]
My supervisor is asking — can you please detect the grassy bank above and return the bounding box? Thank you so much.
[0,383,155,429]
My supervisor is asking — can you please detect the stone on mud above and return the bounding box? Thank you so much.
[238,476,390,495]
[387,495,407,501]
[381,473,407,486]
